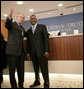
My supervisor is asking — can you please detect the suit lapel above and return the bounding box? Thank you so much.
[30,24,39,35]
[14,22,23,37]
[34,24,39,35]
[14,22,20,30]
[30,27,33,34]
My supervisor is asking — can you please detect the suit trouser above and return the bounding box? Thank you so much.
[7,54,24,88]
[31,50,49,86]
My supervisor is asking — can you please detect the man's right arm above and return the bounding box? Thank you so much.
[26,30,31,60]
[26,31,31,54]
[5,17,13,30]
[5,8,14,30]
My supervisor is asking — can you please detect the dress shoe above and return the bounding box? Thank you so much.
[18,83,24,88]
[44,85,49,88]
[11,86,18,88]
[29,81,40,88]
[19,86,24,88]
[44,83,49,88]
[18,85,24,88]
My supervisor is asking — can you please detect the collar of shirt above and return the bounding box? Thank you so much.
[16,21,22,26]
[32,23,37,29]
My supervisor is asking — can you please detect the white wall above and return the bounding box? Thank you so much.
[25,61,83,74]
[3,61,83,74]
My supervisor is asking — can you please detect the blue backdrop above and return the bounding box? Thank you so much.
[22,12,83,35]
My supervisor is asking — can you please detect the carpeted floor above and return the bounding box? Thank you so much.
[1,73,83,88]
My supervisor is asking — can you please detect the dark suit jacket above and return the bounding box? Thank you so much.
[5,18,25,56]
[26,24,50,58]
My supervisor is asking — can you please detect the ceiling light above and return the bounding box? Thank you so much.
[29,9,34,12]
[58,4,63,7]
[17,1,23,5]
[48,13,52,15]
[27,16,30,18]
[3,14,8,17]
[73,8,76,11]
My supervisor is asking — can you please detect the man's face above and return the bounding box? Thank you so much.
[17,14,25,24]
[30,15,37,25]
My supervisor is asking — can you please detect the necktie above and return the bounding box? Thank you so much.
[19,24,23,36]
[19,24,23,32]
[32,26,35,34]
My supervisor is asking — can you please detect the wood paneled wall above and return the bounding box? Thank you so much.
[48,35,83,60]
[1,20,8,40]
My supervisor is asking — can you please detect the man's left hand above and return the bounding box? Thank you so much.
[44,52,49,58]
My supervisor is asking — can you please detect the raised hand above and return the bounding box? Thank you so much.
[9,8,14,18]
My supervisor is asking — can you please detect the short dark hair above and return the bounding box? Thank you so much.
[30,14,36,18]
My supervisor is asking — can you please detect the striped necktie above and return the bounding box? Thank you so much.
[19,24,24,36]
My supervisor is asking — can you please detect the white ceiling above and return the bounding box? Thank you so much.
[1,1,83,21]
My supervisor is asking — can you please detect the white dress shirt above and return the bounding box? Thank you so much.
[32,23,37,34]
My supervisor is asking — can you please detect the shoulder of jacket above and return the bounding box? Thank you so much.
[38,24,46,27]
[27,27,31,32]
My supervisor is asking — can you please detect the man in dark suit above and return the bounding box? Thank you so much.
[5,8,25,88]
[26,15,50,88]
